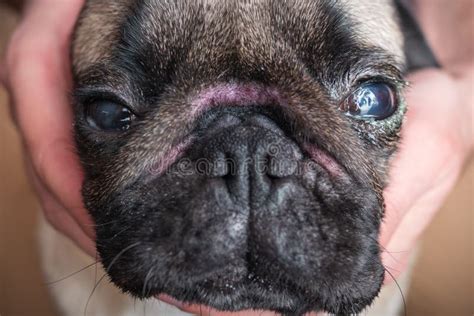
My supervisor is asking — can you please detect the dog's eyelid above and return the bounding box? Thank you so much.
[73,87,140,115]
[352,74,405,88]
[349,60,406,86]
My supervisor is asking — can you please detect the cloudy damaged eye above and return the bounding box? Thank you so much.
[340,83,397,120]
[85,101,134,131]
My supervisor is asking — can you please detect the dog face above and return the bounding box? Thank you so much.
[72,0,407,314]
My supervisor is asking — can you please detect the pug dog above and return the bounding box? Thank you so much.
[40,0,437,315]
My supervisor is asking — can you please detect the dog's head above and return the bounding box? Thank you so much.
[72,0,413,314]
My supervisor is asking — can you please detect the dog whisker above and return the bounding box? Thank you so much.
[84,273,108,316]
[84,220,120,227]
[94,252,99,290]
[106,242,141,273]
[93,227,132,251]
[45,261,99,285]
[382,266,407,316]
[382,263,402,274]
[83,242,141,316]
[110,226,132,240]
[365,234,407,265]
[141,267,155,297]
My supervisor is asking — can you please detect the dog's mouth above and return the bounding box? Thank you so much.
[151,272,343,316]
[153,270,317,314]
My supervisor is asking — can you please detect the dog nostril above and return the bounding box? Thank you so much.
[224,158,236,178]
[208,141,300,181]
[195,113,303,199]
[208,152,238,178]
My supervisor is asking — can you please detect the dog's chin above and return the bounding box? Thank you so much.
[149,258,385,315]
[152,263,384,315]
[93,171,384,314]
[87,122,385,314]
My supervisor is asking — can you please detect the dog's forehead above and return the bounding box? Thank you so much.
[73,0,403,73]
[340,0,403,58]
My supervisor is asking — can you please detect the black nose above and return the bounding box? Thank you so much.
[191,112,302,205]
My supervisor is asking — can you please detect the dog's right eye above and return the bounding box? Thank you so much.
[85,100,134,131]
[340,83,397,120]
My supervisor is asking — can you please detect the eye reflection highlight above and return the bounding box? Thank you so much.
[341,83,397,120]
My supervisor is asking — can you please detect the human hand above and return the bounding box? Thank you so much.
[379,0,473,281]
[380,66,473,281]
[1,0,95,255]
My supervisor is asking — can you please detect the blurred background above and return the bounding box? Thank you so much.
[0,3,472,316]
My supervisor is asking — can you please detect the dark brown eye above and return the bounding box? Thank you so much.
[85,101,134,131]
[340,83,397,120]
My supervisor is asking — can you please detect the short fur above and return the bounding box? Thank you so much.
[68,0,427,314]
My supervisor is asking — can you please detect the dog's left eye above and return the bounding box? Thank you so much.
[85,100,134,131]
[340,83,397,120]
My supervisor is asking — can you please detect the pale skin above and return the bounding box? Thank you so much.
[1,0,472,315]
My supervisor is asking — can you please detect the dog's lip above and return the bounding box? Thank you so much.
[156,294,189,310]
[151,271,275,305]
[157,295,251,315]
[157,294,223,314]
[153,279,310,314]
[155,293,226,311]
[155,287,266,312]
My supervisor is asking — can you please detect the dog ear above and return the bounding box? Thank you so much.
[394,0,439,72]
